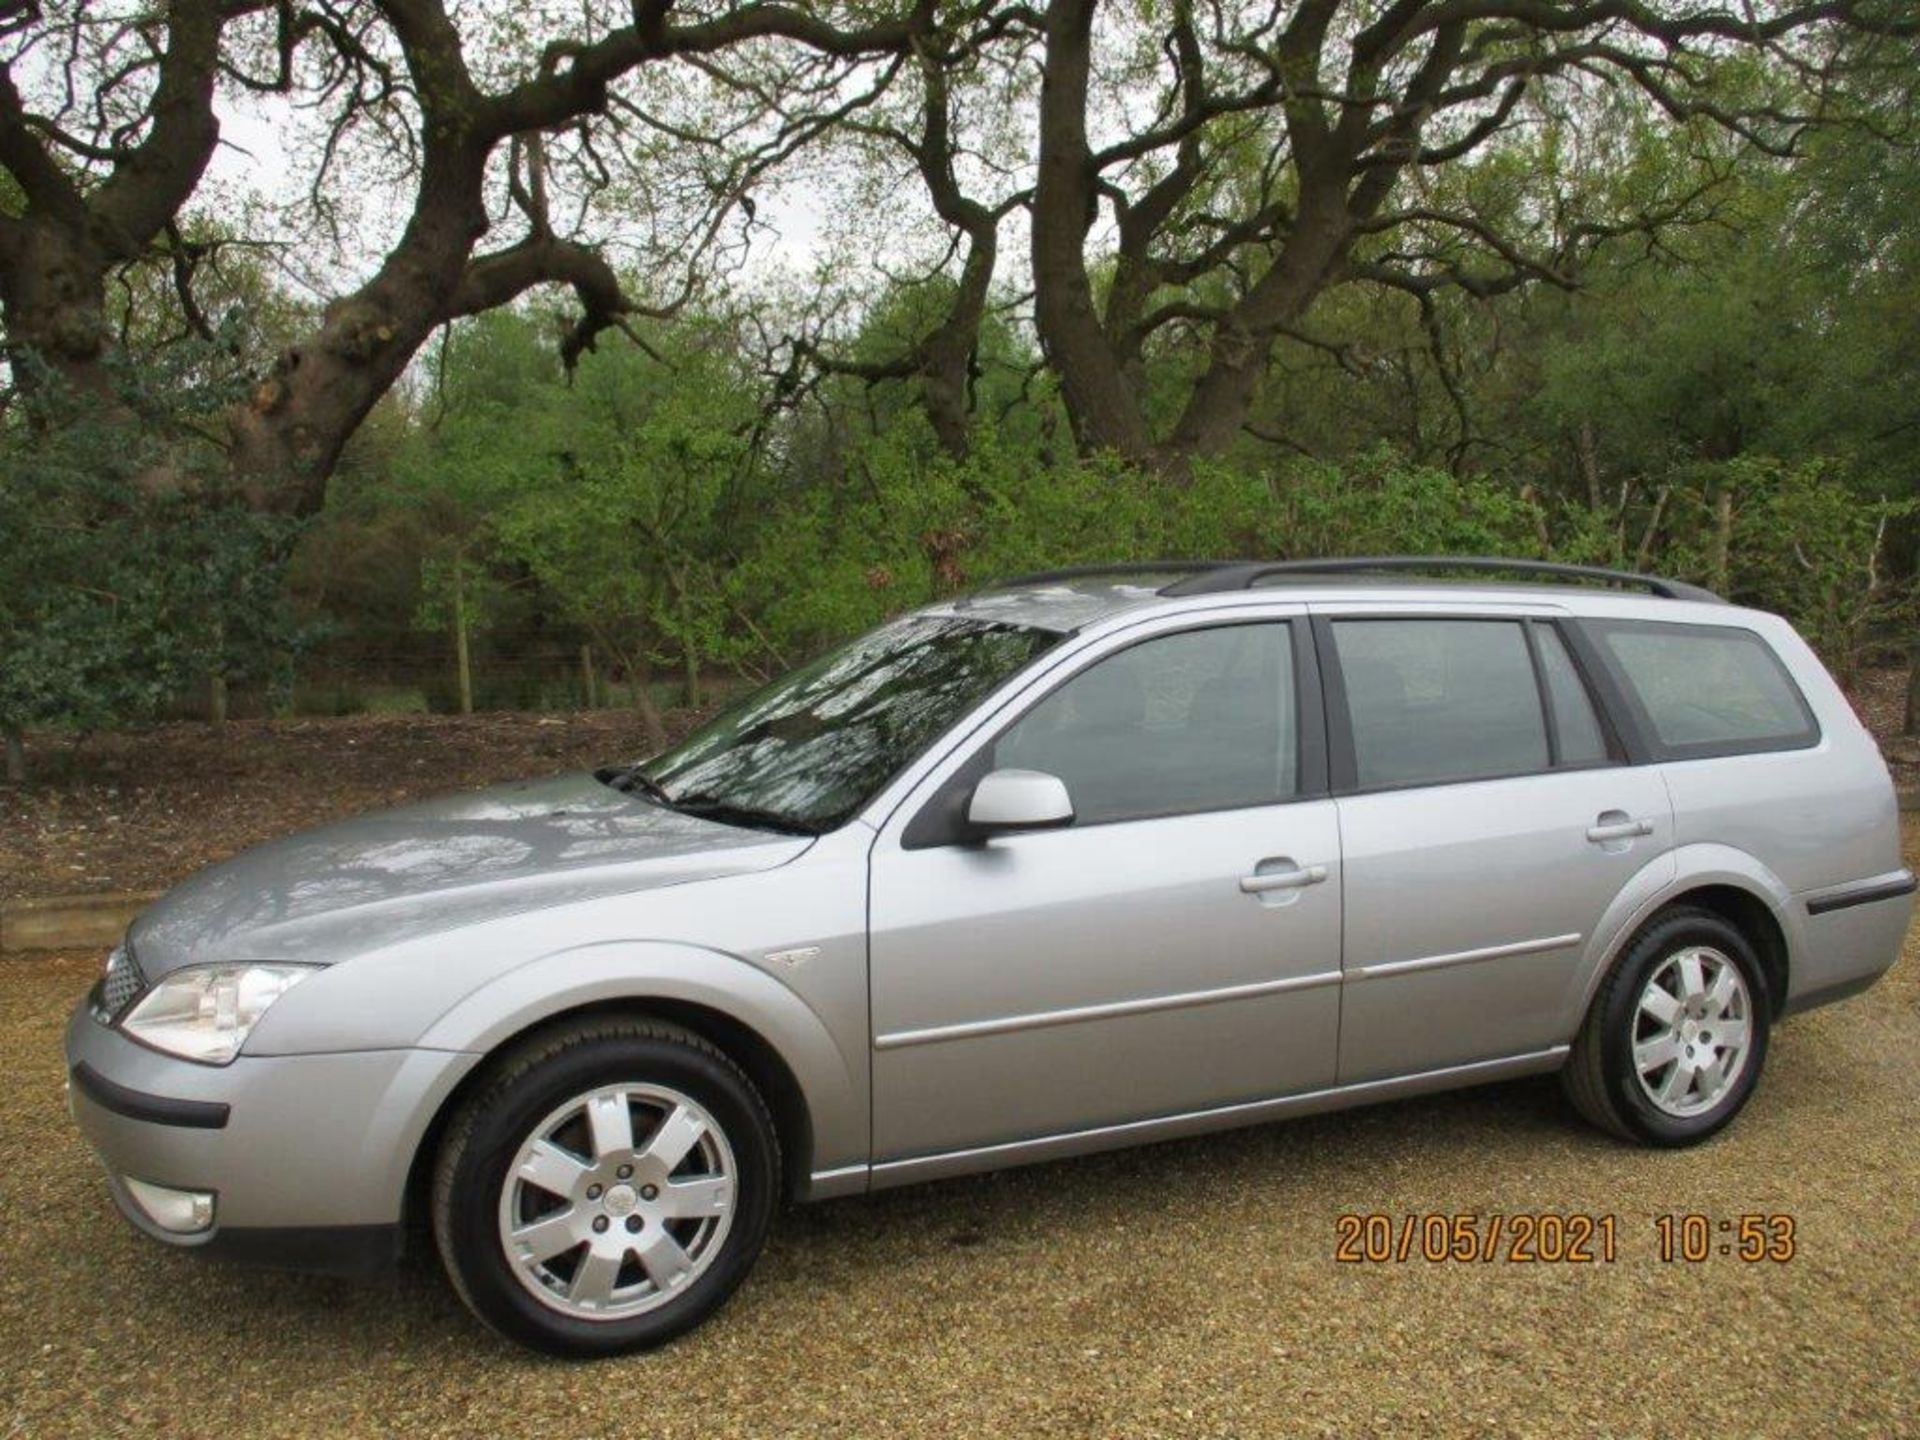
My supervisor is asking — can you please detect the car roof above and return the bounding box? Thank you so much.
[924,574,1197,631]
[915,558,1734,634]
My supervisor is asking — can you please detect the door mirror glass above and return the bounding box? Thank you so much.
[967,769,1075,832]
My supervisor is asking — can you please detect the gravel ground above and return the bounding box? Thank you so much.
[1,825,1914,1438]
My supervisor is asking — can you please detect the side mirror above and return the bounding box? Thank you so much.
[967,769,1074,833]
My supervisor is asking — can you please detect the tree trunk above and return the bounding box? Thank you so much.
[1708,487,1734,595]
[1027,0,1359,476]
[206,616,228,728]
[0,223,106,381]
[0,220,134,429]
[632,655,668,752]
[0,0,223,434]
[1030,0,1154,464]
[920,299,985,463]
[452,560,474,716]
[906,50,996,464]
[682,646,702,710]
[581,644,598,710]
[1159,197,1352,467]
[1905,642,1919,739]
[228,143,493,513]
[1634,487,1671,574]
[1576,421,1604,513]
[3,725,25,786]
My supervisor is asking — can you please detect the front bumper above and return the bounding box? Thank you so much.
[64,1001,480,1274]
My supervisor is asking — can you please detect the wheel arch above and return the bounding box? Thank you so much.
[397,940,867,1238]
[1660,884,1791,1017]
[401,995,818,1241]
[1571,843,1804,1034]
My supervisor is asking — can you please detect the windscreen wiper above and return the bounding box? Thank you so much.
[595,764,672,804]
[668,795,821,836]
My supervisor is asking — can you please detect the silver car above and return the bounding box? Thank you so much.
[66,557,1914,1356]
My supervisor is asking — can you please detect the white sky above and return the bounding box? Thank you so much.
[204,84,850,313]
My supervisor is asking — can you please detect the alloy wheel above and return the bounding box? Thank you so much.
[1631,946,1754,1119]
[496,1083,736,1321]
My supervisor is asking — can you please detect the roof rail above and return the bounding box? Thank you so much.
[1159,555,1724,603]
[986,561,1234,590]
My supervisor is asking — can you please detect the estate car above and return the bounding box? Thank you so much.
[65,556,1914,1356]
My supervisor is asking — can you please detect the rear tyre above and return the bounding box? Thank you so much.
[432,1018,778,1357]
[1563,907,1771,1147]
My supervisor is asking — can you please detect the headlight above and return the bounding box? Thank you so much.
[121,964,315,1065]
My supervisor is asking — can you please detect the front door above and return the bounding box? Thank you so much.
[867,617,1343,1161]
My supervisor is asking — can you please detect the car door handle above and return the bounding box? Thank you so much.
[1586,815,1654,843]
[1239,863,1329,894]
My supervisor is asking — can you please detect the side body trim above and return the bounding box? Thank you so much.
[859,1046,1569,1191]
[802,1163,871,1201]
[873,969,1345,1051]
[1803,871,1917,917]
[1351,932,1583,982]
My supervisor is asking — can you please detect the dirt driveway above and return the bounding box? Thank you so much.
[2,826,1915,1437]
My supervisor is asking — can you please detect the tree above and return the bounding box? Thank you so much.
[795,12,1029,461]
[394,305,764,742]
[951,0,1913,473]
[2,0,933,511]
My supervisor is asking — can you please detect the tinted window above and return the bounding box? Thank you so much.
[1534,624,1610,765]
[647,615,1058,829]
[1596,622,1816,751]
[994,624,1297,825]
[1334,619,1549,788]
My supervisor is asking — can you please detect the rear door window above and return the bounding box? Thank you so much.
[1331,619,1549,789]
[1587,621,1818,755]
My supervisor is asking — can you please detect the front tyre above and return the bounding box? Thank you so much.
[432,1018,779,1357]
[1563,907,1771,1147]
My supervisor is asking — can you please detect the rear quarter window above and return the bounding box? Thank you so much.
[1588,621,1819,756]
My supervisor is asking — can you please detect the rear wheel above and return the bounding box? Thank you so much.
[432,1018,778,1356]
[1564,907,1771,1146]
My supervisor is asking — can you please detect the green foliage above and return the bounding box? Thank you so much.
[1720,459,1915,676]
[0,348,309,769]
[411,551,502,636]
[724,437,1551,660]
[1247,448,1547,560]
[382,307,773,723]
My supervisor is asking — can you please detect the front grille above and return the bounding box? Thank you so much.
[97,944,144,1020]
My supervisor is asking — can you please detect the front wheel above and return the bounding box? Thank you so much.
[1563,907,1772,1146]
[432,1018,779,1357]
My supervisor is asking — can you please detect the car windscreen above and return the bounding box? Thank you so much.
[641,614,1062,831]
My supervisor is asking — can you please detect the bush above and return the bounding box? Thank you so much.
[0,350,310,779]
[726,438,1552,662]
[1720,459,1914,678]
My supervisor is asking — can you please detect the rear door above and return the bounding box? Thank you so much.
[1317,607,1675,1082]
